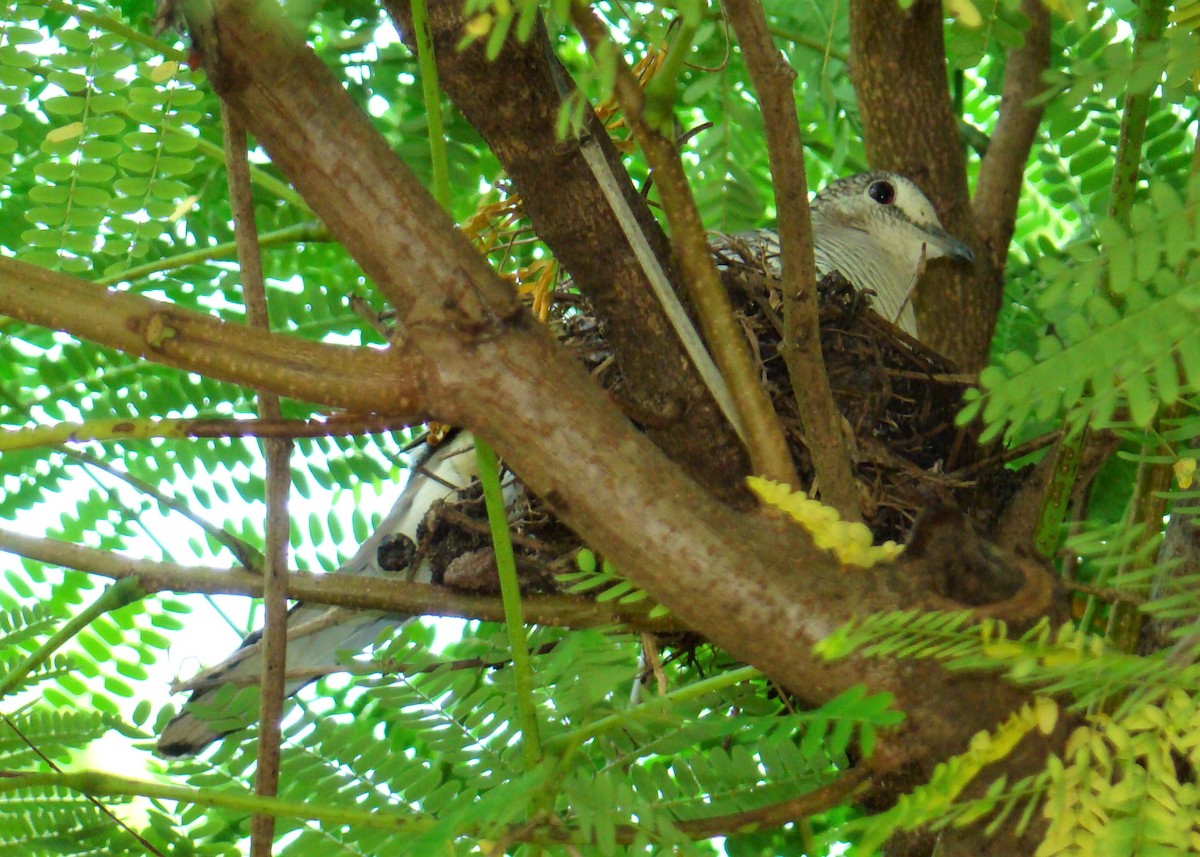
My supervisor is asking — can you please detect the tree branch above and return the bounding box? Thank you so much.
[724,0,861,521]
[568,4,797,486]
[384,0,748,494]
[0,524,682,633]
[0,257,426,415]
[972,0,1051,273]
[0,414,419,453]
[223,108,289,855]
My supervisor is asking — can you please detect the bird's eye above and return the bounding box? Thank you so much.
[868,180,895,205]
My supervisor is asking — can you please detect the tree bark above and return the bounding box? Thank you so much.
[849,0,995,370]
[386,0,748,495]
[0,3,1074,854]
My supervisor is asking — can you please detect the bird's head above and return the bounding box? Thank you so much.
[810,171,974,268]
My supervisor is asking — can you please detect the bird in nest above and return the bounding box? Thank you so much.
[712,171,975,339]
[155,172,974,757]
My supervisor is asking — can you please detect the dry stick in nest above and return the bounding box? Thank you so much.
[717,255,1021,544]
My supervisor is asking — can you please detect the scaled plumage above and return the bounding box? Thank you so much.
[720,171,974,338]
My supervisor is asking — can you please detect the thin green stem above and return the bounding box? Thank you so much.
[0,578,143,700]
[36,0,187,61]
[409,0,540,766]
[642,16,699,134]
[0,771,429,833]
[1033,0,1170,560]
[97,222,328,287]
[410,0,451,208]
[546,665,760,752]
[475,439,543,767]
[1107,0,1171,227]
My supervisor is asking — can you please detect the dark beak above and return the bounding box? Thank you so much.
[925,226,975,265]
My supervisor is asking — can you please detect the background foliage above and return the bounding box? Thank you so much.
[1,0,1199,855]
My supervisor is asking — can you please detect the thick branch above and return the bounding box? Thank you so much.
[849,0,990,369]
[384,0,747,494]
[0,257,425,415]
[725,0,861,521]
[973,0,1051,272]
[569,5,797,487]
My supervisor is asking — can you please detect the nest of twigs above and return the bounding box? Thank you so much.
[398,252,1025,585]
[712,247,1024,544]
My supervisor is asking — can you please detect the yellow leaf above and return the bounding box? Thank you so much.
[1174,457,1196,489]
[465,13,493,38]
[1034,696,1059,735]
[946,0,982,27]
[150,61,179,82]
[46,122,84,143]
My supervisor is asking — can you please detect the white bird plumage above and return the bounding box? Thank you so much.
[718,171,974,339]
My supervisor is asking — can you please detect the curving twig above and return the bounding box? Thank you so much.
[570,3,798,487]
[724,0,861,520]
[973,0,1051,271]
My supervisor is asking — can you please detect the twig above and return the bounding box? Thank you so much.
[2,716,166,856]
[667,764,871,840]
[571,3,798,488]
[0,578,143,700]
[944,431,1058,480]
[0,413,420,453]
[173,641,564,692]
[1,762,867,845]
[972,0,1051,271]
[0,524,684,633]
[68,449,264,572]
[436,505,565,554]
[0,771,424,833]
[724,0,861,520]
[224,107,291,855]
[97,222,329,288]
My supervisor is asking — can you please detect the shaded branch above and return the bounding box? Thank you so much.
[0,257,427,415]
[973,0,1051,272]
[0,524,683,633]
[725,0,861,520]
[570,4,797,487]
